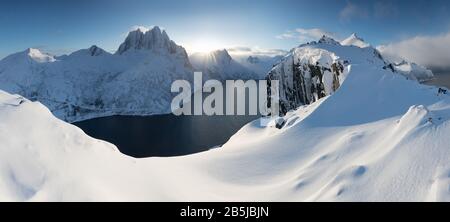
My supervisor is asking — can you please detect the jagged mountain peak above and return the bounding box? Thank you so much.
[87,45,107,56]
[318,35,341,45]
[341,33,370,48]
[246,56,260,64]
[211,49,233,63]
[10,48,56,63]
[69,45,109,57]
[116,26,181,55]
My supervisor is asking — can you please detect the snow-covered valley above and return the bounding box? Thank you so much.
[1,33,450,201]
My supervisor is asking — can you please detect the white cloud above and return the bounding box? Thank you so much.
[227,46,287,57]
[339,1,369,22]
[377,32,450,71]
[276,28,337,43]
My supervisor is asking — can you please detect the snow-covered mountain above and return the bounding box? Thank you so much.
[342,33,433,81]
[0,26,193,122]
[267,35,434,114]
[340,33,370,48]
[231,55,283,78]
[392,60,434,82]
[189,49,259,80]
[1,37,449,201]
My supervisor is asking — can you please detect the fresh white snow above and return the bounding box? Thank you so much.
[1,35,449,201]
[0,27,193,122]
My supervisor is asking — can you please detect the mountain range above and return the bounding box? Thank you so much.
[0,27,433,122]
[0,27,282,122]
[0,31,449,201]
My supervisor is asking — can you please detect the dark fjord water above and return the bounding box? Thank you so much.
[74,87,262,158]
[74,73,450,158]
[74,114,258,158]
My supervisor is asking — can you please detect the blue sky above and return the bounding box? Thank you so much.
[1,0,450,59]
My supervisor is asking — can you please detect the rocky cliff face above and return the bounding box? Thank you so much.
[266,35,392,115]
[116,27,191,67]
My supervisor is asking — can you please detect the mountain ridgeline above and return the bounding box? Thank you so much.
[0,28,434,121]
[0,27,195,122]
[266,35,434,115]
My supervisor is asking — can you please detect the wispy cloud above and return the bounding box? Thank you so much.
[227,46,287,57]
[339,1,369,22]
[276,28,337,42]
[377,31,450,71]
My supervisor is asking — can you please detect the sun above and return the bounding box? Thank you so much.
[187,38,224,54]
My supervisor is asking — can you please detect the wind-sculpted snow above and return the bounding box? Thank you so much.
[0,27,193,122]
[1,47,450,201]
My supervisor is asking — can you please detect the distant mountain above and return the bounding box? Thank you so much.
[189,49,259,80]
[231,54,283,78]
[0,26,193,122]
[340,33,370,48]
[392,60,434,82]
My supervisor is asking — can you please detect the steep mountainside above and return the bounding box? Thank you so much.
[0,27,193,122]
[267,34,434,114]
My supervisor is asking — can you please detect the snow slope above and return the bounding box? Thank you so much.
[1,40,450,201]
[0,27,193,122]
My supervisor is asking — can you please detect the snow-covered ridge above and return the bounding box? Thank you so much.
[0,26,193,122]
[267,34,434,114]
[1,50,449,201]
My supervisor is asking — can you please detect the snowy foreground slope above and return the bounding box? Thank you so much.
[1,55,450,201]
